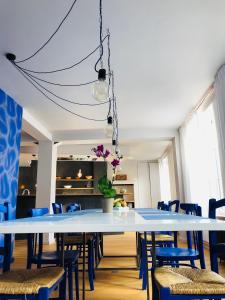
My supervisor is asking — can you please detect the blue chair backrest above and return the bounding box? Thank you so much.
[161,203,169,211]
[168,200,180,213]
[0,203,12,272]
[157,201,164,210]
[180,203,203,250]
[208,198,225,273]
[27,207,49,268]
[28,207,49,217]
[66,203,81,213]
[52,203,63,214]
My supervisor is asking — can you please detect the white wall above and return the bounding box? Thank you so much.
[108,160,161,208]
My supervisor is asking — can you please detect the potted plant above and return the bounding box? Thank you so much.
[92,145,120,213]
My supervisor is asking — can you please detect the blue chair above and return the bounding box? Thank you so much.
[139,203,178,289]
[66,203,81,212]
[152,199,225,300]
[155,203,205,269]
[157,201,164,210]
[0,203,66,300]
[168,200,180,213]
[52,203,95,291]
[209,198,225,273]
[52,203,63,214]
[27,207,80,300]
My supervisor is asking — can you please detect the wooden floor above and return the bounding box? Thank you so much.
[12,233,225,300]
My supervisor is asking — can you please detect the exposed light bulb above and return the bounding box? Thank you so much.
[104,116,113,138]
[92,69,108,102]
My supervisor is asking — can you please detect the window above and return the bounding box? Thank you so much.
[180,103,223,216]
[159,155,172,201]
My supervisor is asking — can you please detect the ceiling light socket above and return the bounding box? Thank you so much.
[98,68,106,80]
[6,53,16,61]
[107,116,113,124]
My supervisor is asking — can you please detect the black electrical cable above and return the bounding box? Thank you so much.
[14,64,107,121]
[18,66,109,107]
[107,32,112,117]
[14,64,97,86]
[15,0,78,64]
[94,0,104,72]
[14,34,109,74]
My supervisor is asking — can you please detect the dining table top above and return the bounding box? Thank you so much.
[0,208,224,234]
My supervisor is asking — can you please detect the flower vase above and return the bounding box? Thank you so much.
[102,198,114,213]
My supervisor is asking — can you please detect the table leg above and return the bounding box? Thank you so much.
[144,232,150,300]
[82,232,86,300]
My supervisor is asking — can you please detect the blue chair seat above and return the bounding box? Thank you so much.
[156,247,199,261]
[32,250,79,265]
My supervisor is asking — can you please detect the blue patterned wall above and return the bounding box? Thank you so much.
[0,89,23,221]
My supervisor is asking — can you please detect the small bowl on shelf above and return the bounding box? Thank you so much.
[85,176,93,180]
[64,185,72,189]
[66,177,72,180]
[56,176,61,180]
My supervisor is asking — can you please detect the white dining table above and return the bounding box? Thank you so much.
[0,208,225,300]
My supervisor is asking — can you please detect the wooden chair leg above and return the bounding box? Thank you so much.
[88,241,94,291]
[68,265,73,300]
[141,239,147,290]
[59,273,67,300]
[75,262,80,300]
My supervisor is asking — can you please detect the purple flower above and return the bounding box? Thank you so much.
[111,159,120,167]
[104,149,110,158]
[95,150,103,157]
[96,144,104,152]
[92,145,104,157]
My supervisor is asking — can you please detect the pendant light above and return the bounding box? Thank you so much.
[92,68,108,102]
[104,115,113,137]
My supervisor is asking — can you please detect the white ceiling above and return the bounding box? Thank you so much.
[1,0,225,136]
[19,139,171,163]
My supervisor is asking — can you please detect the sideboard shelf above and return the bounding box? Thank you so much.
[56,179,94,182]
[56,187,94,190]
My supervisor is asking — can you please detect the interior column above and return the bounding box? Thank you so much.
[36,140,57,244]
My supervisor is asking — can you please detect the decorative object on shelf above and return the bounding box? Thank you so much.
[92,144,121,213]
[64,185,72,189]
[56,176,61,180]
[77,169,82,179]
[115,174,127,180]
[85,175,93,180]
[66,176,72,180]
[120,188,127,194]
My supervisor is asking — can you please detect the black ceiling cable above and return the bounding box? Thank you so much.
[94,0,104,72]
[14,64,98,86]
[15,0,78,64]
[14,34,109,74]
[107,31,112,117]
[14,64,107,121]
[15,65,109,107]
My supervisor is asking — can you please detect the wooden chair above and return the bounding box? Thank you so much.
[152,199,225,300]
[27,207,80,300]
[0,202,66,300]
[52,202,95,290]
[155,203,205,269]
[139,203,178,289]
[209,198,225,273]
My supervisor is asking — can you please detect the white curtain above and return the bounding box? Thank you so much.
[214,65,225,197]
[159,156,172,202]
[179,104,223,217]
